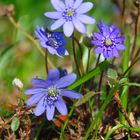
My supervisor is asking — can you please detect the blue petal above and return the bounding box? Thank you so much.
[47,68,60,82]
[76,2,93,14]
[116,44,126,50]
[63,21,74,37]
[61,89,82,99]
[31,78,50,88]
[51,18,66,30]
[65,0,74,7]
[103,50,109,58]
[94,32,105,40]
[74,0,83,9]
[95,47,104,54]
[113,48,120,57]
[73,17,86,34]
[44,12,62,19]
[51,0,65,11]
[57,47,67,55]
[110,28,120,39]
[25,88,46,95]
[26,93,44,106]
[77,14,96,24]
[47,46,57,55]
[92,40,102,46]
[115,36,125,43]
[55,73,76,88]
[34,96,46,116]
[46,105,55,120]
[55,97,67,115]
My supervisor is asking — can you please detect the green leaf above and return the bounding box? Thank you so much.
[68,60,111,90]
[74,91,96,107]
[119,78,128,84]
[107,68,118,79]
[11,118,20,132]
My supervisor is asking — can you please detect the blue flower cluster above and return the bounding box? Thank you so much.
[25,0,126,121]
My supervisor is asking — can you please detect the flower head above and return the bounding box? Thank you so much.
[25,69,82,121]
[92,22,126,58]
[35,25,69,57]
[45,0,96,37]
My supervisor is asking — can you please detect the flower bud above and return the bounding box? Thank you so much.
[82,34,93,49]
[133,0,140,8]
[12,78,23,90]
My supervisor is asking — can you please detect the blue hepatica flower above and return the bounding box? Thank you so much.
[25,69,82,121]
[35,25,69,57]
[92,22,126,58]
[45,0,96,37]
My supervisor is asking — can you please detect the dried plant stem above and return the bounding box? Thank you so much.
[121,0,126,33]
[131,5,140,60]
[72,34,81,76]
[6,14,54,68]
[86,48,91,73]
[114,91,133,127]
[74,37,84,75]
[45,49,48,74]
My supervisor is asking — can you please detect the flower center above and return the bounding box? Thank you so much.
[106,39,112,46]
[48,38,58,47]
[48,87,56,96]
[63,8,76,21]
[67,9,74,16]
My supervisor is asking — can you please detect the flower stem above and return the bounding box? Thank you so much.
[131,5,140,60]
[74,37,84,75]
[6,13,54,68]
[72,33,81,77]
[86,48,91,73]
[45,49,48,74]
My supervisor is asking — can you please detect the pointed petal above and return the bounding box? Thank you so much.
[108,50,113,58]
[44,12,62,19]
[77,14,96,24]
[46,105,55,120]
[92,40,102,46]
[116,44,126,50]
[55,74,76,88]
[113,48,119,57]
[110,28,120,39]
[25,88,46,95]
[94,32,105,40]
[47,68,60,81]
[51,0,65,11]
[95,47,104,54]
[74,0,83,9]
[61,89,82,99]
[51,18,66,30]
[26,93,44,106]
[34,97,46,116]
[76,2,93,14]
[103,50,109,58]
[31,78,49,88]
[47,46,57,54]
[55,97,67,115]
[73,18,86,34]
[115,36,125,43]
[102,24,110,37]
[65,0,74,7]
[63,21,74,37]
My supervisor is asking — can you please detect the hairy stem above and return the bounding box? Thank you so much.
[72,34,81,76]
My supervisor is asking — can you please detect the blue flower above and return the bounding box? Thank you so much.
[45,0,96,37]
[25,69,82,121]
[35,25,69,57]
[92,22,126,58]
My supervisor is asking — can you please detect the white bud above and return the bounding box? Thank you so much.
[12,78,23,90]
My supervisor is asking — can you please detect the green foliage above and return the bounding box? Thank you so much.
[11,118,20,132]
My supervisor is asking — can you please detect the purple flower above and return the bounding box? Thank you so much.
[35,25,69,57]
[92,22,126,58]
[44,0,96,37]
[25,69,82,121]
